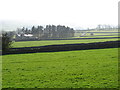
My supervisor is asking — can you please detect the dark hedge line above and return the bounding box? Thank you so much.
[2,40,120,55]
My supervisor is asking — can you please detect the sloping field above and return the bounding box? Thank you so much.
[2,48,118,88]
[13,38,118,48]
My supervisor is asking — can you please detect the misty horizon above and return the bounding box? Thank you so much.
[0,20,118,31]
[0,0,119,31]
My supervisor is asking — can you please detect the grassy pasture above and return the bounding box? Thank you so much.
[13,38,118,48]
[2,48,118,88]
[74,30,119,37]
[74,33,119,38]
[73,35,119,38]
[87,30,118,32]
[76,30,118,32]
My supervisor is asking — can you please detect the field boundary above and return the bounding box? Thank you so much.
[2,40,120,55]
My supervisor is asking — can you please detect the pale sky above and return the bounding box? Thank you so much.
[0,0,119,29]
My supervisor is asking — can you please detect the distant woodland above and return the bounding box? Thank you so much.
[16,25,75,39]
[1,24,118,41]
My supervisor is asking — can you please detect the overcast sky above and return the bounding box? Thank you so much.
[0,0,119,29]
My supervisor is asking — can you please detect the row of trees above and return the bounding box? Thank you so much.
[17,25,75,38]
[96,24,118,30]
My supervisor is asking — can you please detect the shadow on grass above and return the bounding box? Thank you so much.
[1,40,120,55]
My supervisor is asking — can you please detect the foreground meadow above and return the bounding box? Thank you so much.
[2,48,118,88]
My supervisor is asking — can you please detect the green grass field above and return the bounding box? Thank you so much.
[87,30,118,32]
[74,29,119,37]
[75,30,118,32]
[13,38,118,48]
[2,48,118,88]
[74,33,119,37]
[73,36,119,38]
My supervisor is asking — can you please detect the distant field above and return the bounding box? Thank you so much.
[74,30,119,37]
[73,36,119,38]
[88,30,119,32]
[76,30,118,32]
[12,38,118,48]
[2,48,118,88]
[74,33,119,37]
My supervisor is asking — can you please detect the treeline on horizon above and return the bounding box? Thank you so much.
[17,25,75,38]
